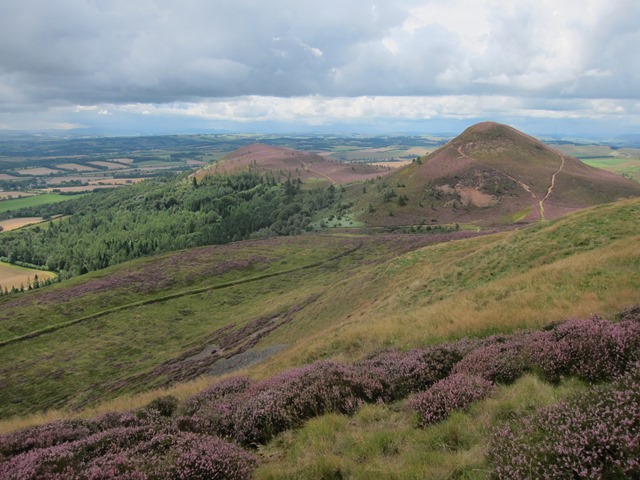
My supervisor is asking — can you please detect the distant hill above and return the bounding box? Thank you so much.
[196,144,386,186]
[353,122,640,226]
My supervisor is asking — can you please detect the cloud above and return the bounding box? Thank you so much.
[0,0,638,132]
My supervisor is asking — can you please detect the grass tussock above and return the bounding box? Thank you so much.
[254,375,587,480]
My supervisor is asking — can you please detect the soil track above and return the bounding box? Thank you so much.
[457,145,565,221]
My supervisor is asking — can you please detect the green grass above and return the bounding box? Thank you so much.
[581,156,640,182]
[255,375,588,479]
[0,193,82,213]
[0,235,376,417]
[0,198,638,426]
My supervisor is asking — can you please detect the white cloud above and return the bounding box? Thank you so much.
[0,0,637,133]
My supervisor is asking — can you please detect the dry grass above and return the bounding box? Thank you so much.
[0,191,35,200]
[16,167,61,175]
[0,262,56,291]
[55,163,98,172]
[0,217,44,231]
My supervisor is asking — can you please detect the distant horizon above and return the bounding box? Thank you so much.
[1,1,638,140]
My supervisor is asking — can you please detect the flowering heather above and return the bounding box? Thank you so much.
[409,373,495,427]
[453,336,528,384]
[0,419,95,459]
[525,316,640,382]
[354,343,470,401]
[171,432,257,480]
[232,360,385,446]
[490,361,640,479]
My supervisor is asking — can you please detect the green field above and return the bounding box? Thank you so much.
[554,144,640,182]
[0,193,80,213]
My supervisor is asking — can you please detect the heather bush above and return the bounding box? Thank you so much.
[0,419,95,459]
[0,426,153,479]
[178,376,253,417]
[170,432,257,480]
[232,360,384,446]
[409,374,495,427]
[489,361,640,479]
[453,336,528,384]
[0,424,258,480]
[525,316,640,383]
[355,343,470,401]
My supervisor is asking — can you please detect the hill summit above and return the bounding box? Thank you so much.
[355,121,640,226]
[196,144,384,186]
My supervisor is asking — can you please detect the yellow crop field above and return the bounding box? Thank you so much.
[0,217,44,231]
[0,262,56,291]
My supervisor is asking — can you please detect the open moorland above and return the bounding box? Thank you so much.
[0,124,639,478]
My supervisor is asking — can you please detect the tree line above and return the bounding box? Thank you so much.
[0,171,344,279]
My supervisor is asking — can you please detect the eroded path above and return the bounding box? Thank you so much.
[457,145,564,221]
[299,159,337,185]
[539,155,565,220]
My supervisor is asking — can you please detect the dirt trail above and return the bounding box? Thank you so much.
[539,155,565,221]
[457,146,564,221]
[299,159,336,185]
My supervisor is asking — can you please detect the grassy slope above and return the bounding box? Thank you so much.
[252,197,640,372]
[0,198,637,441]
[255,375,588,479]
[0,233,461,418]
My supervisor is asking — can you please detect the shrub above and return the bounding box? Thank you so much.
[453,336,528,384]
[489,361,640,479]
[525,316,640,383]
[355,343,470,401]
[0,419,95,459]
[0,425,258,480]
[232,361,384,446]
[171,432,257,480]
[409,374,495,427]
[143,395,179,417]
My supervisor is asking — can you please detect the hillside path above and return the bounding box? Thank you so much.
[457,145,563,221]
[299,159,337,185]
[539,155,565,221]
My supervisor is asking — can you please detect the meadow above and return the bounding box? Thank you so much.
[0,193,79,214]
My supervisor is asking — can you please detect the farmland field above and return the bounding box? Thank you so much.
[88,160,128,169]
[16,167,61,175]
[56,163,98,171]
[0,191,34,200]
[0,193,80,213]
[0,217,43,231]
[554,144,640,182]
[0,261,56,291]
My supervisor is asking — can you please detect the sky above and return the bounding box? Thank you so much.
[0,0,639,137]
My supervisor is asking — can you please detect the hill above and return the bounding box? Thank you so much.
[196,144,386,186]
[0,197,638,478]
[353,122,640,226]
